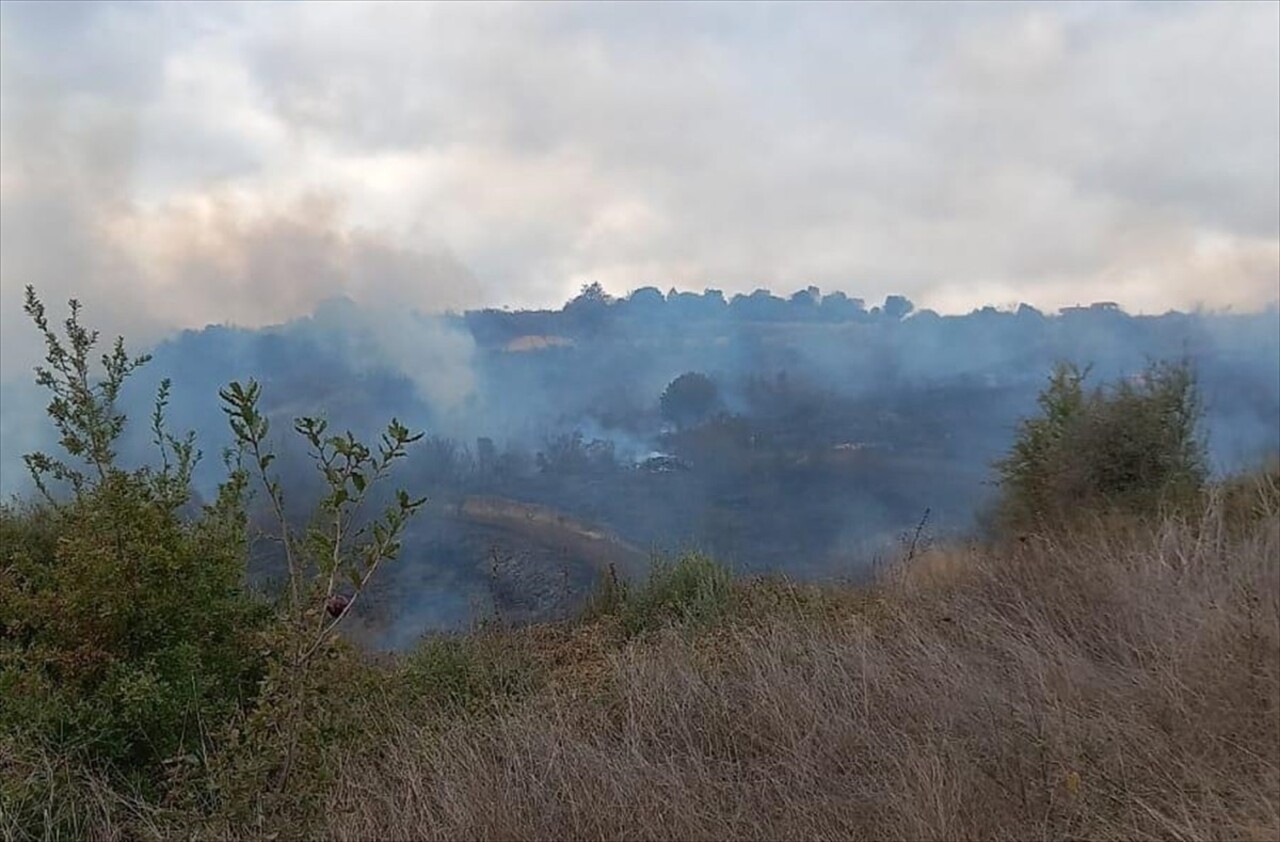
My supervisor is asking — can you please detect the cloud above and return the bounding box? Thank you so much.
[2,0,1277,375]
[0,3,479,376]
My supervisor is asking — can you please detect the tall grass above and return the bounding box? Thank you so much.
[325,491,1278,841]
[0,741,163,842]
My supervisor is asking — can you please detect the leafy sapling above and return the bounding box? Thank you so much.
[21,285,153,501]
[218,379,426,663]
[21,285,203,512]
[149,378,201,509]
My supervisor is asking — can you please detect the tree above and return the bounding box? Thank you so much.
[729,289,789,321]
[820,291,867,322]
[218,381,426,793]
[218,381,426,657]
[790,286,821,308]
[627,286,666,310]
[564,282,615,335]
[576,281,609,303]
[882,294,915,320]
[994,359,1207,533]
[535,431,617,476]
[660,372,719,428]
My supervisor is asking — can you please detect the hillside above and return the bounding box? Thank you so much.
[3,291,1278,842]
[6,474,1277,840]
[5,291,1276,648]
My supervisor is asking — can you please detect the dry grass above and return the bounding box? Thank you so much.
[0,741,164,842]
[6,489,1276,841]
[323,493,1279,841]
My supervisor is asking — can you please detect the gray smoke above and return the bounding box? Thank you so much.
[6,287,1276,652]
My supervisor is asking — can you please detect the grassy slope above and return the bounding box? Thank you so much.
[325,488,1279,841]
[5,478,1278,841]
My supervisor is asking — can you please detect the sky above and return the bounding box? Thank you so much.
[2,0,1278,375]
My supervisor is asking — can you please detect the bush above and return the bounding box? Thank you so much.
[660,372,719,428]
[0,482,267,772]
[402,632,541,716]
[994,360,1207,533]
[0,290,267,782]
[1,287,425,823]
[587,552,733,636]
[581,562,630,622]
[177,638,384,835]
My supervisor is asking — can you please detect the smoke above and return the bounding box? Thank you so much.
[3,286,1278,648]
[305,297,478,412]
[5,2,1278,648]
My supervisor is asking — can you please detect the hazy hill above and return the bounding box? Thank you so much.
[2,288,1277,647]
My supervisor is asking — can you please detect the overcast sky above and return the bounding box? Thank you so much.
[2,0,1277,374]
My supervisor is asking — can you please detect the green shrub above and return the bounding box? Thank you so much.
[212,380,427,810]
[175,638,381,836]
[2,287,426,821]
[1,290,268,783]
[589,552,734,636]
[994,359,1207,533]
[402,632,541,716]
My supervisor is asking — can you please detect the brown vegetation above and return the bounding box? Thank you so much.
[319,482,1277,841]
[454,495,649,578]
